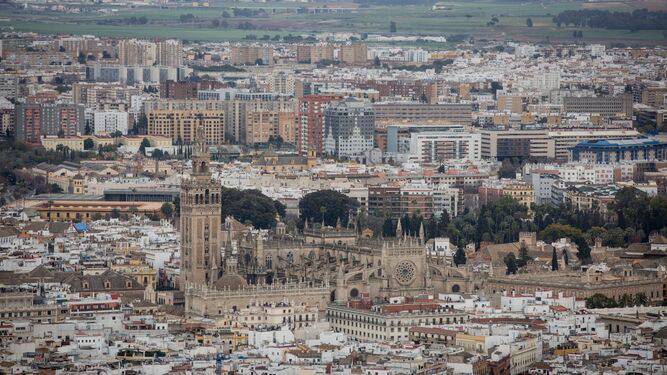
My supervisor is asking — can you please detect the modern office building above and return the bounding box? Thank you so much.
[570,138,667,164]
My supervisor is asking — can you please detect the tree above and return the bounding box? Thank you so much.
[382,217,395,237]
[173,196,180,217]
[504,253,518,275]
[634,293,648,306]
[526,18,533,27]
[160,202,174,219]
[585,293,617,309]
[83,138,94,150]
[389,21,397,33]
[551,248,559,271]
[110,208,121,219]
[453,246,467,267]
[539,223,590,263]
[111,130,123,138]
[562,249,569,266]
[373,56,381,67]
[299,190,360,227]
[139,138,151,155]
[220,187,285,229]
[518,243,532,268]
[618,293,633,307]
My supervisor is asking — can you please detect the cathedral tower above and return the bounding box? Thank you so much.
[180,126,222,289]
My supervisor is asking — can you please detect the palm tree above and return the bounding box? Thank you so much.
[618,294,633,307]
[634,293,648,306]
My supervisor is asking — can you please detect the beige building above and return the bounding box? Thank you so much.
[147,109,225,144]
[41,135,172,152]
[502,182,535,208]
[327,303,468,342]
[118,39,156,66]
[245,110,296,145]
[339,43,367,65]
[296,44,334,63]
[485,268,664,305]
[230,45,273,65]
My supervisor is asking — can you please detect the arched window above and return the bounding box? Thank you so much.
[205,189,210,204]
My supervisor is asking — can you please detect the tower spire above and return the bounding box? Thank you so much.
[396,219,402,239]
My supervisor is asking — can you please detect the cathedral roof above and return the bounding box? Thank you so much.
[213,273,248,291]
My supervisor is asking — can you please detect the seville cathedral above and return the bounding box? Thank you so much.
[180,128,473,318]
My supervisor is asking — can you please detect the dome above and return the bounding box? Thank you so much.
[213,274,247,291]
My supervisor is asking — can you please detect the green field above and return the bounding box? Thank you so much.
[0,0,665,44]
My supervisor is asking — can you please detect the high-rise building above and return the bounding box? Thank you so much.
[16,103,85,143]
[323,98,375,158]
[245,110,296,145]
[230,45,273,66]
[147,109,225,144]
[93,110,129,135]
[180,126,222,288]
[160,80,226,100]
[0,74,19,99]
[15,104,42,144]
[339,43,367,65]
[197,90,293,144]
[297,94,343,155]
[0,98,14,136]
[296,44,334,63]
[156,39,182,68]
[118,39,156,66]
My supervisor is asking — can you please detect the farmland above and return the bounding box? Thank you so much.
[0,0,665,44]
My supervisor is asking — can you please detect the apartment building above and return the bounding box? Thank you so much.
[323,98,375,158]
[339,43,367,65]
[245,110,296,145]
[93,110,129,135]
[563,94,633,118]
[327,303,468,342]
[297,94,344,155]
[16,103,85,143]
[147,109,225,144]
[373,102,472,126]
[296,44,334,63]
[230,45,273,65]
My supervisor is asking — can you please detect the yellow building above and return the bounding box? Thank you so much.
[502,183,535,208]
[147,109,225,144]
[112,259,157,287]
[41,135,172,152]
[455,333,486,353]
[36,200,163,222]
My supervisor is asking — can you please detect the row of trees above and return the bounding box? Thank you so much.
[553,9,667,30]
[585,293,648,309]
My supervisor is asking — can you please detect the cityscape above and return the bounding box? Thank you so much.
[0,0,666,374]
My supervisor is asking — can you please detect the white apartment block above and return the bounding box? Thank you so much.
[408,131,481,164]
[93,111,129,135]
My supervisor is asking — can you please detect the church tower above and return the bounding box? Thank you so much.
[180,126,222,289]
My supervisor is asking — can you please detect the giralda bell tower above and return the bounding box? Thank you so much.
[180,125,222,289]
